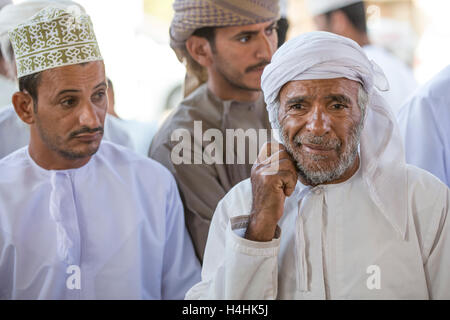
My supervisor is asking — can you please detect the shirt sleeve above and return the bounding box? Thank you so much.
[185,195,281,300]
[161,174,201,300]
[423,185,450,299]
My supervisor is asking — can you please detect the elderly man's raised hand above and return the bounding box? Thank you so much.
[245,142,298,242]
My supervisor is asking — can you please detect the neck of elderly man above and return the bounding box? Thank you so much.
[12,61,107,171]
[185,20,278,103]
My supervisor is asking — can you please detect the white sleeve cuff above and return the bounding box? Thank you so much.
[227,215,281,256]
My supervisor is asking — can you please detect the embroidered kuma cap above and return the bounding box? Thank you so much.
[8,6,102,78]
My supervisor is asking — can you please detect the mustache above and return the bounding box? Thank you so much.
[69,126,104,139]
[294,133,342,149]
[245,60,270,73]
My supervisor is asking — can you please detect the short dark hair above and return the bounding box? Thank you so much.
[192,26,217,52]
[18,72,42,112]
[277,18,289,48]
[325,1,367,34]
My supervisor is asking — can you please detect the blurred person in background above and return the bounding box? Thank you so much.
[0,0,136,159]
[398,65,450,188]
[307,0,417,115]
[106,77,119,118]
[149,0,280,261]
[0,0,15,110]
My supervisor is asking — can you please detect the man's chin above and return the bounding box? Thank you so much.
[297,165,340,186]
[233,75,262,92]
[236,82,261,92]
[58,143,101,160]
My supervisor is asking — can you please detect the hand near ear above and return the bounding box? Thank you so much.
[245,142,298,242]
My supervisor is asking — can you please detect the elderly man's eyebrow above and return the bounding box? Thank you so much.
[324,94,352,104]
[285,96,310,105]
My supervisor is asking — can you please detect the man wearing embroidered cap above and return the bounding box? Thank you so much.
[0,6,200,299]
[0,0,135,159]
[306,0,417,115]
[149,0,280,261]
[186,32,450,299]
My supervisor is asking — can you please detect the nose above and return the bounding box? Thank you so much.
[255,33,274,60]
[78,100,101,128]
[305,105,330,136]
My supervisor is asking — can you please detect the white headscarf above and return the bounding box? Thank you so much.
[262,31,408,240]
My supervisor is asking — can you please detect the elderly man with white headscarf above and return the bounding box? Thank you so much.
[0,0,135,158]
[185,31,450,300]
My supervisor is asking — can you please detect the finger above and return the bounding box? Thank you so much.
[256,142,286,163]
[258,152,298,177]
[256,149,292,167]
[273,169,298,197]
[259,159,298,183]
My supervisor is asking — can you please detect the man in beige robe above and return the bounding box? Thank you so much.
[149,0,280,261]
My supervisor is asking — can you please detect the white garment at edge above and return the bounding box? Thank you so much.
[397,65,450,188]
[0,140,201,299]
[186,165,450,299]
[0,105,135,159]
[0,75,16,110]
[363,45,417,115]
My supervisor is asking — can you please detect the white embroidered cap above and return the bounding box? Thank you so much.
[8,6,102,78]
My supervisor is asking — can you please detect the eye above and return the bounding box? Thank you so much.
[290,103,305,110]
[238,35,251,43]
[92,90,106,103]
[265,26,278,36]
[61,97,77,108]
[330,103,347,110]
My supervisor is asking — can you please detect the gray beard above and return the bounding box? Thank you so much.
[281,122,363,186]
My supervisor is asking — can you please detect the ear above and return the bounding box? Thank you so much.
[185,35,214,67]
[330,10,352,35]
[12,91,35,125]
